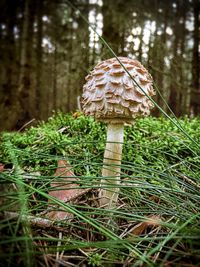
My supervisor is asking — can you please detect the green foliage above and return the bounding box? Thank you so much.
[1,112,199,177]
[88,252,102,267]
[0,112,200,266]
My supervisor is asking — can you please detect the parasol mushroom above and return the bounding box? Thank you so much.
[82,57,155,208]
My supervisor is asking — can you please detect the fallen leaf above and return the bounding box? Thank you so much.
[0,164,4,172]
[129,215,161,236]
[47,160,90,220]
[48,159,79,203]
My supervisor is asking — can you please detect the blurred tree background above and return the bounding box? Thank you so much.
[0,0,199,130]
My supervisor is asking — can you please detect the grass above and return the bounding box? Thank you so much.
[0,112,200,266]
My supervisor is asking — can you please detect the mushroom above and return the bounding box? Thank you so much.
[82,57,155,208]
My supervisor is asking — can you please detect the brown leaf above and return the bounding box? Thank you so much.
[47,160,90,220]
[49,159,79,203]
[130,215,161,236]
[0,164,5,172]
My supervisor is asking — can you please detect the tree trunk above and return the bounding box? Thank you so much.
[138,26,144,62]
[17,0,35,128]
[53,43,58,111]
[0,0,18,130]
[76,0,90,100]
[35,0,43,119]
[102,0,126,57]
[66,0,90,112]
[179,4,188,115]
[168,0,181,116]
[191,0,200,115]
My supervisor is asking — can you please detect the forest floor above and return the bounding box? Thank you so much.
[0,112,200,267]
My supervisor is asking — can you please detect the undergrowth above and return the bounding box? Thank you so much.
[0,112,200,267]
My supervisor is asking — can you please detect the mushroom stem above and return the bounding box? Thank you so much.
[99,123,124,207]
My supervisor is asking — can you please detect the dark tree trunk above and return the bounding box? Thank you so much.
[66,9,75,112]
[156,4,168,114]
[138,26,144,62]
[66,0,90,112]
[179,3,188,115]
[102,0,126,57]
[0,0,18,130]
[191,0,200,115]
[35,0,43,119]
[17,0,35,129]
[77,0,90,94]
[53,43,58,111]
[168,0,181,116]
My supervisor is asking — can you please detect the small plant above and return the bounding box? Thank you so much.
[88,253,102,267]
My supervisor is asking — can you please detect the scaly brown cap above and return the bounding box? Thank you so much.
[82,57,155,124]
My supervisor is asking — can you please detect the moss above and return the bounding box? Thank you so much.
[0,112,199,178]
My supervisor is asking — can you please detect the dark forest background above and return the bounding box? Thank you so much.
[0,0,199,131]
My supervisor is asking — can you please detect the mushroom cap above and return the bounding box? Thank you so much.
[82,57,156,124]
